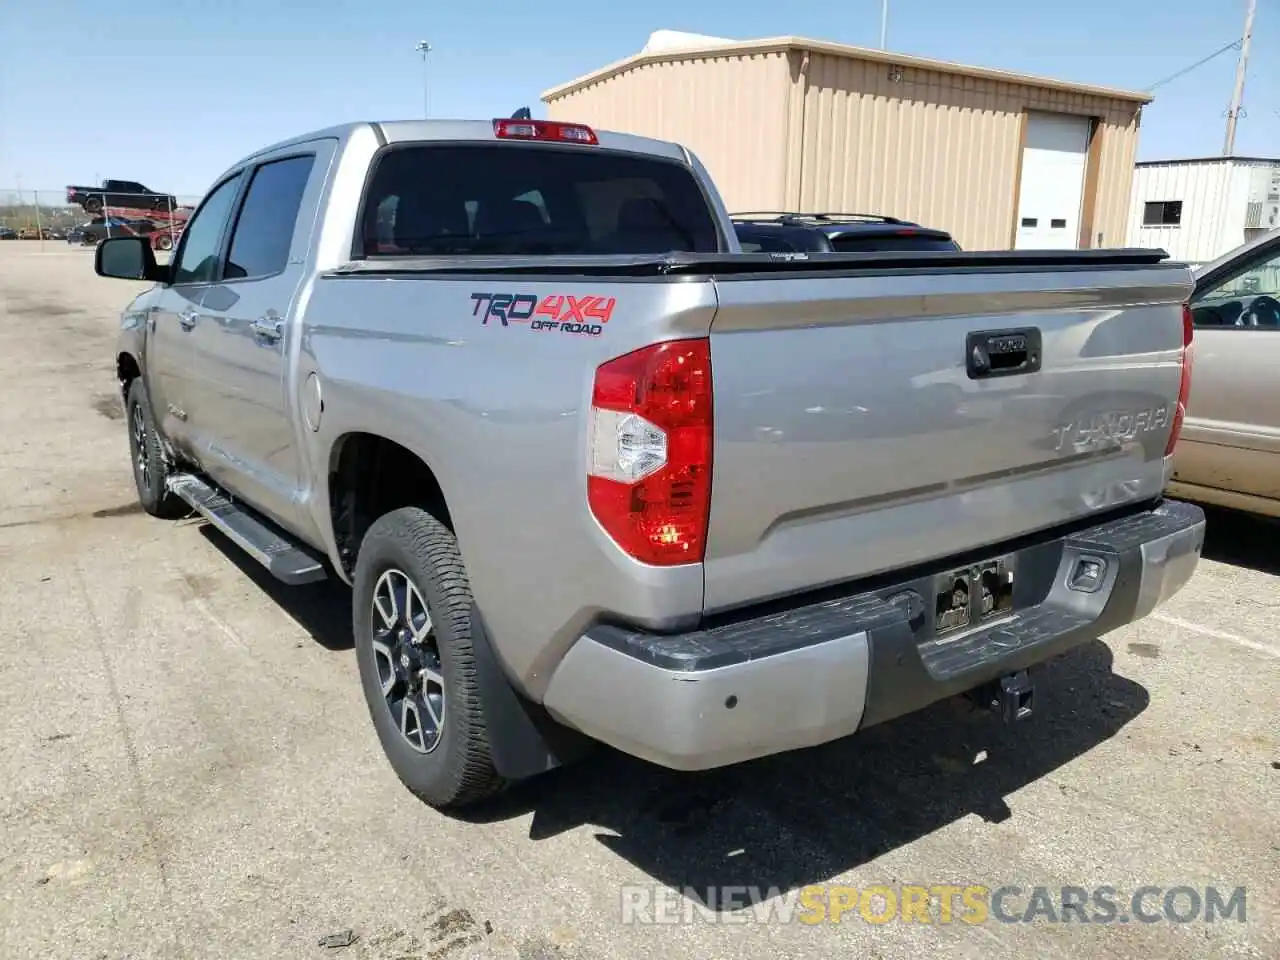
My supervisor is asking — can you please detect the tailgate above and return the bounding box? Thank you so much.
[703,261,1194,611]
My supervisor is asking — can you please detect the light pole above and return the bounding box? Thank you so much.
[1223,0,1257,156]
[880,0,888,49]
[415,40,432,119]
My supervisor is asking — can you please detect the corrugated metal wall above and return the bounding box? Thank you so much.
[1090,110,1142,250]
[546,47,1143,251]
[789,52,1140,250]
[546,52,793,211]
[1126,162,1253,262]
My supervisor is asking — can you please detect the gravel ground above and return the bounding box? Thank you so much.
[0,244,1276,960]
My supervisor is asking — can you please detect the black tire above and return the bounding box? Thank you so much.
[84,197,103,214]
[353,507,505,809]
[124,379,186,519]
[155,233,172,251]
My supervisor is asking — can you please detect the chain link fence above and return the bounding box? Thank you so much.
[0,188,203,251]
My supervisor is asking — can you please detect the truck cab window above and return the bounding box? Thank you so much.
[172,174,243,285]
[224,155,316,280]
[359,144,720,257]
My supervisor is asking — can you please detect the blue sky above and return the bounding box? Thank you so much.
[1,0,1275,196]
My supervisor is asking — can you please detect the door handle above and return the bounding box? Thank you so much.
[966,328,1042,380]
[178,308,199,331]
[251,316,283,342]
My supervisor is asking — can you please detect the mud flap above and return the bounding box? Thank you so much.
[468,604,594,780]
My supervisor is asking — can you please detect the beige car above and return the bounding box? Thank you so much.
[1168,227,1280,517]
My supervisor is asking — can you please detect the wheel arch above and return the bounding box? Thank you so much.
[116,350,143,400]
[345,479,593,787]
[325,431,454,580]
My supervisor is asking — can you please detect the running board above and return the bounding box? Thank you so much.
[166,474,327,585]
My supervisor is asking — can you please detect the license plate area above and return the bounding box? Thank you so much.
[933,556,1016,640]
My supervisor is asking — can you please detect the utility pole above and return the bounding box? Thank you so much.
[415,40,432,119]
[1223,0,1256,156]
[880,0,889,49]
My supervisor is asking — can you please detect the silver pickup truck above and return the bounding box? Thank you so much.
[96,117,1206,810]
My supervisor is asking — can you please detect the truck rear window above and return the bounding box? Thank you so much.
[359,144,722,257]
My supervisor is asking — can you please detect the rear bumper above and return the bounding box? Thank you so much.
[542,499,1205,771]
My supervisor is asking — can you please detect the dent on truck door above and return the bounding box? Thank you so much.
[145,172,244,457]
[184,150,323,535]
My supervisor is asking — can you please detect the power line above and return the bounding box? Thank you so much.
[1144,38,1242,92]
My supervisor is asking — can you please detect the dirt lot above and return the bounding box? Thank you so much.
[0,243,1276,960]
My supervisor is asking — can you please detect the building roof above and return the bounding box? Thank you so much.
[1136,155,1280,167]
[640,29,736,53]
[541,34,1154,105]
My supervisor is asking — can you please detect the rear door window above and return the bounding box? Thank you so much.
[224,154,316,280]
[359,144,721,256]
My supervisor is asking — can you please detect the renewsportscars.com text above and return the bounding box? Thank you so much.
[619,884,1248,926]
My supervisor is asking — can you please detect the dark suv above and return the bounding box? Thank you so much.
[731,212,962,254]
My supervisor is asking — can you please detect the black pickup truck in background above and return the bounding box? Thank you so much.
[65,179,177,214]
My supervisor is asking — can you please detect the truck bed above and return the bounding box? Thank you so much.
[314,248,1192,651]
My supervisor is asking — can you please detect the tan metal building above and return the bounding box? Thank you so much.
[542,34,1153,251]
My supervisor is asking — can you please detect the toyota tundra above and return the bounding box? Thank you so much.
[94,117,1205,810]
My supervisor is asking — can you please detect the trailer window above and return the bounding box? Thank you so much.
[1142,201,1183,227]
[359,144,721,257]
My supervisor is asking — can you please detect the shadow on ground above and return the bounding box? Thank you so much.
[197,524,354,651]
[468,640,1146,906]
[195,521,1146,905]
[1199,504,1280,576]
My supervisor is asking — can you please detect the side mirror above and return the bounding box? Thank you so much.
[95,236,165,282]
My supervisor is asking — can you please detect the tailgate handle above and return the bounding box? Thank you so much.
[966,328,1041,380]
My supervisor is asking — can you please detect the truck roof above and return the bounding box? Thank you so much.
[234,119,691,171]
[732,212,958,247]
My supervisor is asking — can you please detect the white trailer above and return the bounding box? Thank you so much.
[1128,156,1280,263]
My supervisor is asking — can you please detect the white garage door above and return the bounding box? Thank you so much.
[1014,112,1091,250]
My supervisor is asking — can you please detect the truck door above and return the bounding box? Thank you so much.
[183,144,330,536]
[144,171,243,461]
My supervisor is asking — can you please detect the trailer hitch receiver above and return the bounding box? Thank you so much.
[972,670,1035,724]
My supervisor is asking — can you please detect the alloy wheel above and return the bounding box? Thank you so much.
[131,402,151,490]
[370,568,446,753]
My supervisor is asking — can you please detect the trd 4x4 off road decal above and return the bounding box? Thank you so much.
[469,293,616,337]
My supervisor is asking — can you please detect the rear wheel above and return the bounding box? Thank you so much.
[352,507,505,809]
[124,379,186,519]
[154,233,172,251]
[84,197,103,214]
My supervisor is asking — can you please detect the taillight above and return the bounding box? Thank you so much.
[492,118,598,145]
[1165,302,1194,457]
[587,339,713,566]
